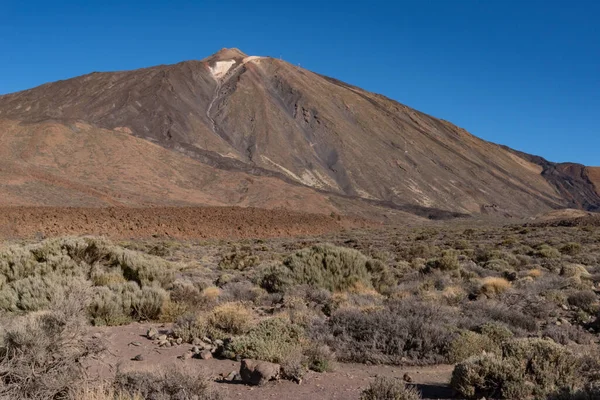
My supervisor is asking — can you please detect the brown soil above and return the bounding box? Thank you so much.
[0,206,373,240]
[87,323,454,400]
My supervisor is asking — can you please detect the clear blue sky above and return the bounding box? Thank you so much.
[1,0,598,165]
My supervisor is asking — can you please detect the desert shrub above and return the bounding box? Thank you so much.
[159,299,188,323]
[221,281,267,304]
[279,350,306,382]
[463,302,538,333]
[89,285,133,326]
[567,290,598,313]
[0,286,104,399]
[88,283,168,326]
[543,324,596,345]
[451,338,583,399]
[561,242,582,256]
[320,300,454,364]
[451,353,524,399]
[225,317,305,363]
[561,264,592,280]
[208,302,253,335]
[536,244,561,259]
[477,322,514,345]
[425,249,460,271]
[169,281,204,307]
[281,244,391,293]
[218,246,260,270]
[0,237,176,318]
[360,377,422,400]
[172,314,209,343]
[305,343,336,372]
[478,277,511,297]
[447,331,500,363]
[366,259,397,294]
[114,366,221,400]
[258,264,294,293]
[484,259,511,272]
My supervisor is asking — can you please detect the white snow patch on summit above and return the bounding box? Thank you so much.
[209,60,236,79]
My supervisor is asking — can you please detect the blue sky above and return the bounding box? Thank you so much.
[1,0,598,165]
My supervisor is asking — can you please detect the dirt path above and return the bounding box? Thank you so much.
[88,323,454,400]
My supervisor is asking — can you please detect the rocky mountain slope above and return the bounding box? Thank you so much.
[0,48,597,218]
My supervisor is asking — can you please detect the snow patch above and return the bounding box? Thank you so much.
[209,60,236,79]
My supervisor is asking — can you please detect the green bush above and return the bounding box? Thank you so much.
[477,322,514,345]
[447,331,500,363]
[172,314,209,343]
[535,244,561,259]
[0,237,176,324]
[451,338,583,399]
[305,343,336,372]
[276,244,394,293]
[360,377,422,400]
[425,250,461,271]
[560,242,582,256]
[225,317,305,363]
[282,244,371,292]
[218,246,260,270]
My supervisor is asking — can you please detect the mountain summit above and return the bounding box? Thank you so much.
[0,49,597,218]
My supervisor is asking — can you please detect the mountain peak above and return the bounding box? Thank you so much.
[204,48,248,62]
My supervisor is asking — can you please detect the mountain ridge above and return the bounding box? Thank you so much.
[0,48,598,218]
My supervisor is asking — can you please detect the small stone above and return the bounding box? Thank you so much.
[158,340,169,347]
[157,334,168,341]
[225,370,237,381]
[199,349,213,360]
[214,339,224,346]
[128,341,142,347]
[558,318,571,326]
[561,304,569,311]
[203,336,213,344]
[240,359,280,386]
[192,337,203,345]
[132,354,144,361]
[191,346,201,354]
[403,373,413,383]
[176,338,183,345]
[178,351,194,360]
[146,328,159,340]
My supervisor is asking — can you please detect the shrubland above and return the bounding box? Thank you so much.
[0,218,599,397]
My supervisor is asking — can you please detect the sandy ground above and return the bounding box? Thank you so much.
[87,323,454,400]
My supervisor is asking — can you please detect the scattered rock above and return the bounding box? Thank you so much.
[403,373,413,383]
[240,359,281,386]
[192,337,203,345]
[157,334,168,341]
[191,346,201,354]
[132,354,144,361]
[199,349,213,360]
[178,352,194,360]
[225,370,237,381]
[175,337,183,345]
[203,336,213,344]
[128,341,142,347]
[146,327,158,340]
[214,339,224,346]
[558,317,571,326]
